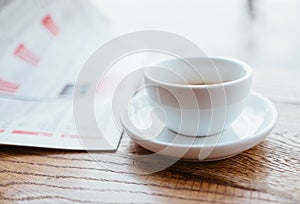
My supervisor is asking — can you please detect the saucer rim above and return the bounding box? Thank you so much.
[122,91,277,149]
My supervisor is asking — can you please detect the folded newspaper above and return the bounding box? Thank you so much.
[0,0,122,150]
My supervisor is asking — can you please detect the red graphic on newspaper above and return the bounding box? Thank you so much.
[13,43,40,65]
[12,130,53,137]
[0,79,20,93]
[42,14,59,36]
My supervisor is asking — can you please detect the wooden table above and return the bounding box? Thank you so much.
[1,1,300,203]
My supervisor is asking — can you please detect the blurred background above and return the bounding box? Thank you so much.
[93,0,300,70]
[0,0,299,100]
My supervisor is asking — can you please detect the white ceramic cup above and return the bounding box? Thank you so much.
[143,57,252,136]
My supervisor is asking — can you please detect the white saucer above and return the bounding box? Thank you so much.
[121,92,277,161]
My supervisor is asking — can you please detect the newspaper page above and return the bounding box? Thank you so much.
[0,0,122,150]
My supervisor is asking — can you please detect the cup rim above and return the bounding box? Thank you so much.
[144,57,253,89]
